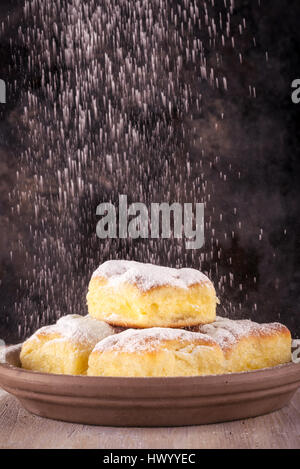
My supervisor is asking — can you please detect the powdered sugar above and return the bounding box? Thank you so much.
[29,314,115,347]
[192,316,287,350]
[93,327,218,353]
[92,260,213,292]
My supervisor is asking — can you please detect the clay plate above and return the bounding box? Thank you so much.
[0,344,300,427]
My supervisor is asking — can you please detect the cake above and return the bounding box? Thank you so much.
[87,260,218,328]
[20,314,116,375]
[87,327,224,377]
[190,316,292,373]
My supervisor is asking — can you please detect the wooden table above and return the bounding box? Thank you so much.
[0,387,299,449]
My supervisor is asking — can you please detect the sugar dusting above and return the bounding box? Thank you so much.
[28,314,115,347]
[1,0,271,340]
[93,327,218,353]
[92,260,213,291]
[191,316,289,350]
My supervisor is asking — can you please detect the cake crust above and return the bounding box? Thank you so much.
[190,316,292,373]
[88,317,292,377]
[87,260,218,328]
[87,327,225,377]
[20,314,116,375]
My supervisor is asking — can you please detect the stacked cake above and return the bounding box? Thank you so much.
[20,260,292,376]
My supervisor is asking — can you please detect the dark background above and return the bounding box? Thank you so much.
[0,0,300,343]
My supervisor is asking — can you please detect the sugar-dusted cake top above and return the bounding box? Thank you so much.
[91,260,213,292]
[193,316,290,351]
[29,314,115,347]
[93,327,218,353]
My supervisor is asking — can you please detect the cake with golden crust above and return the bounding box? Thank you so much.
[20,314,116,375]
[190,316,291,373]
[86,260,218,328]
[88,317,291,377]
[87,327,224,377]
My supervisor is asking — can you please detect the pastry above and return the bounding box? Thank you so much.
[88,317,292,377]
[20,314,116,375]
[191,316,291,373]
[87,327,224,377]
[87,260,218,328]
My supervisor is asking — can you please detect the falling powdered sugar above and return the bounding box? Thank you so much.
[92,260,213,292]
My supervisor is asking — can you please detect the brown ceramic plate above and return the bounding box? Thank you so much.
[0,344,300,427]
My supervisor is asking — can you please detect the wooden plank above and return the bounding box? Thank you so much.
[0,388,299,449]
